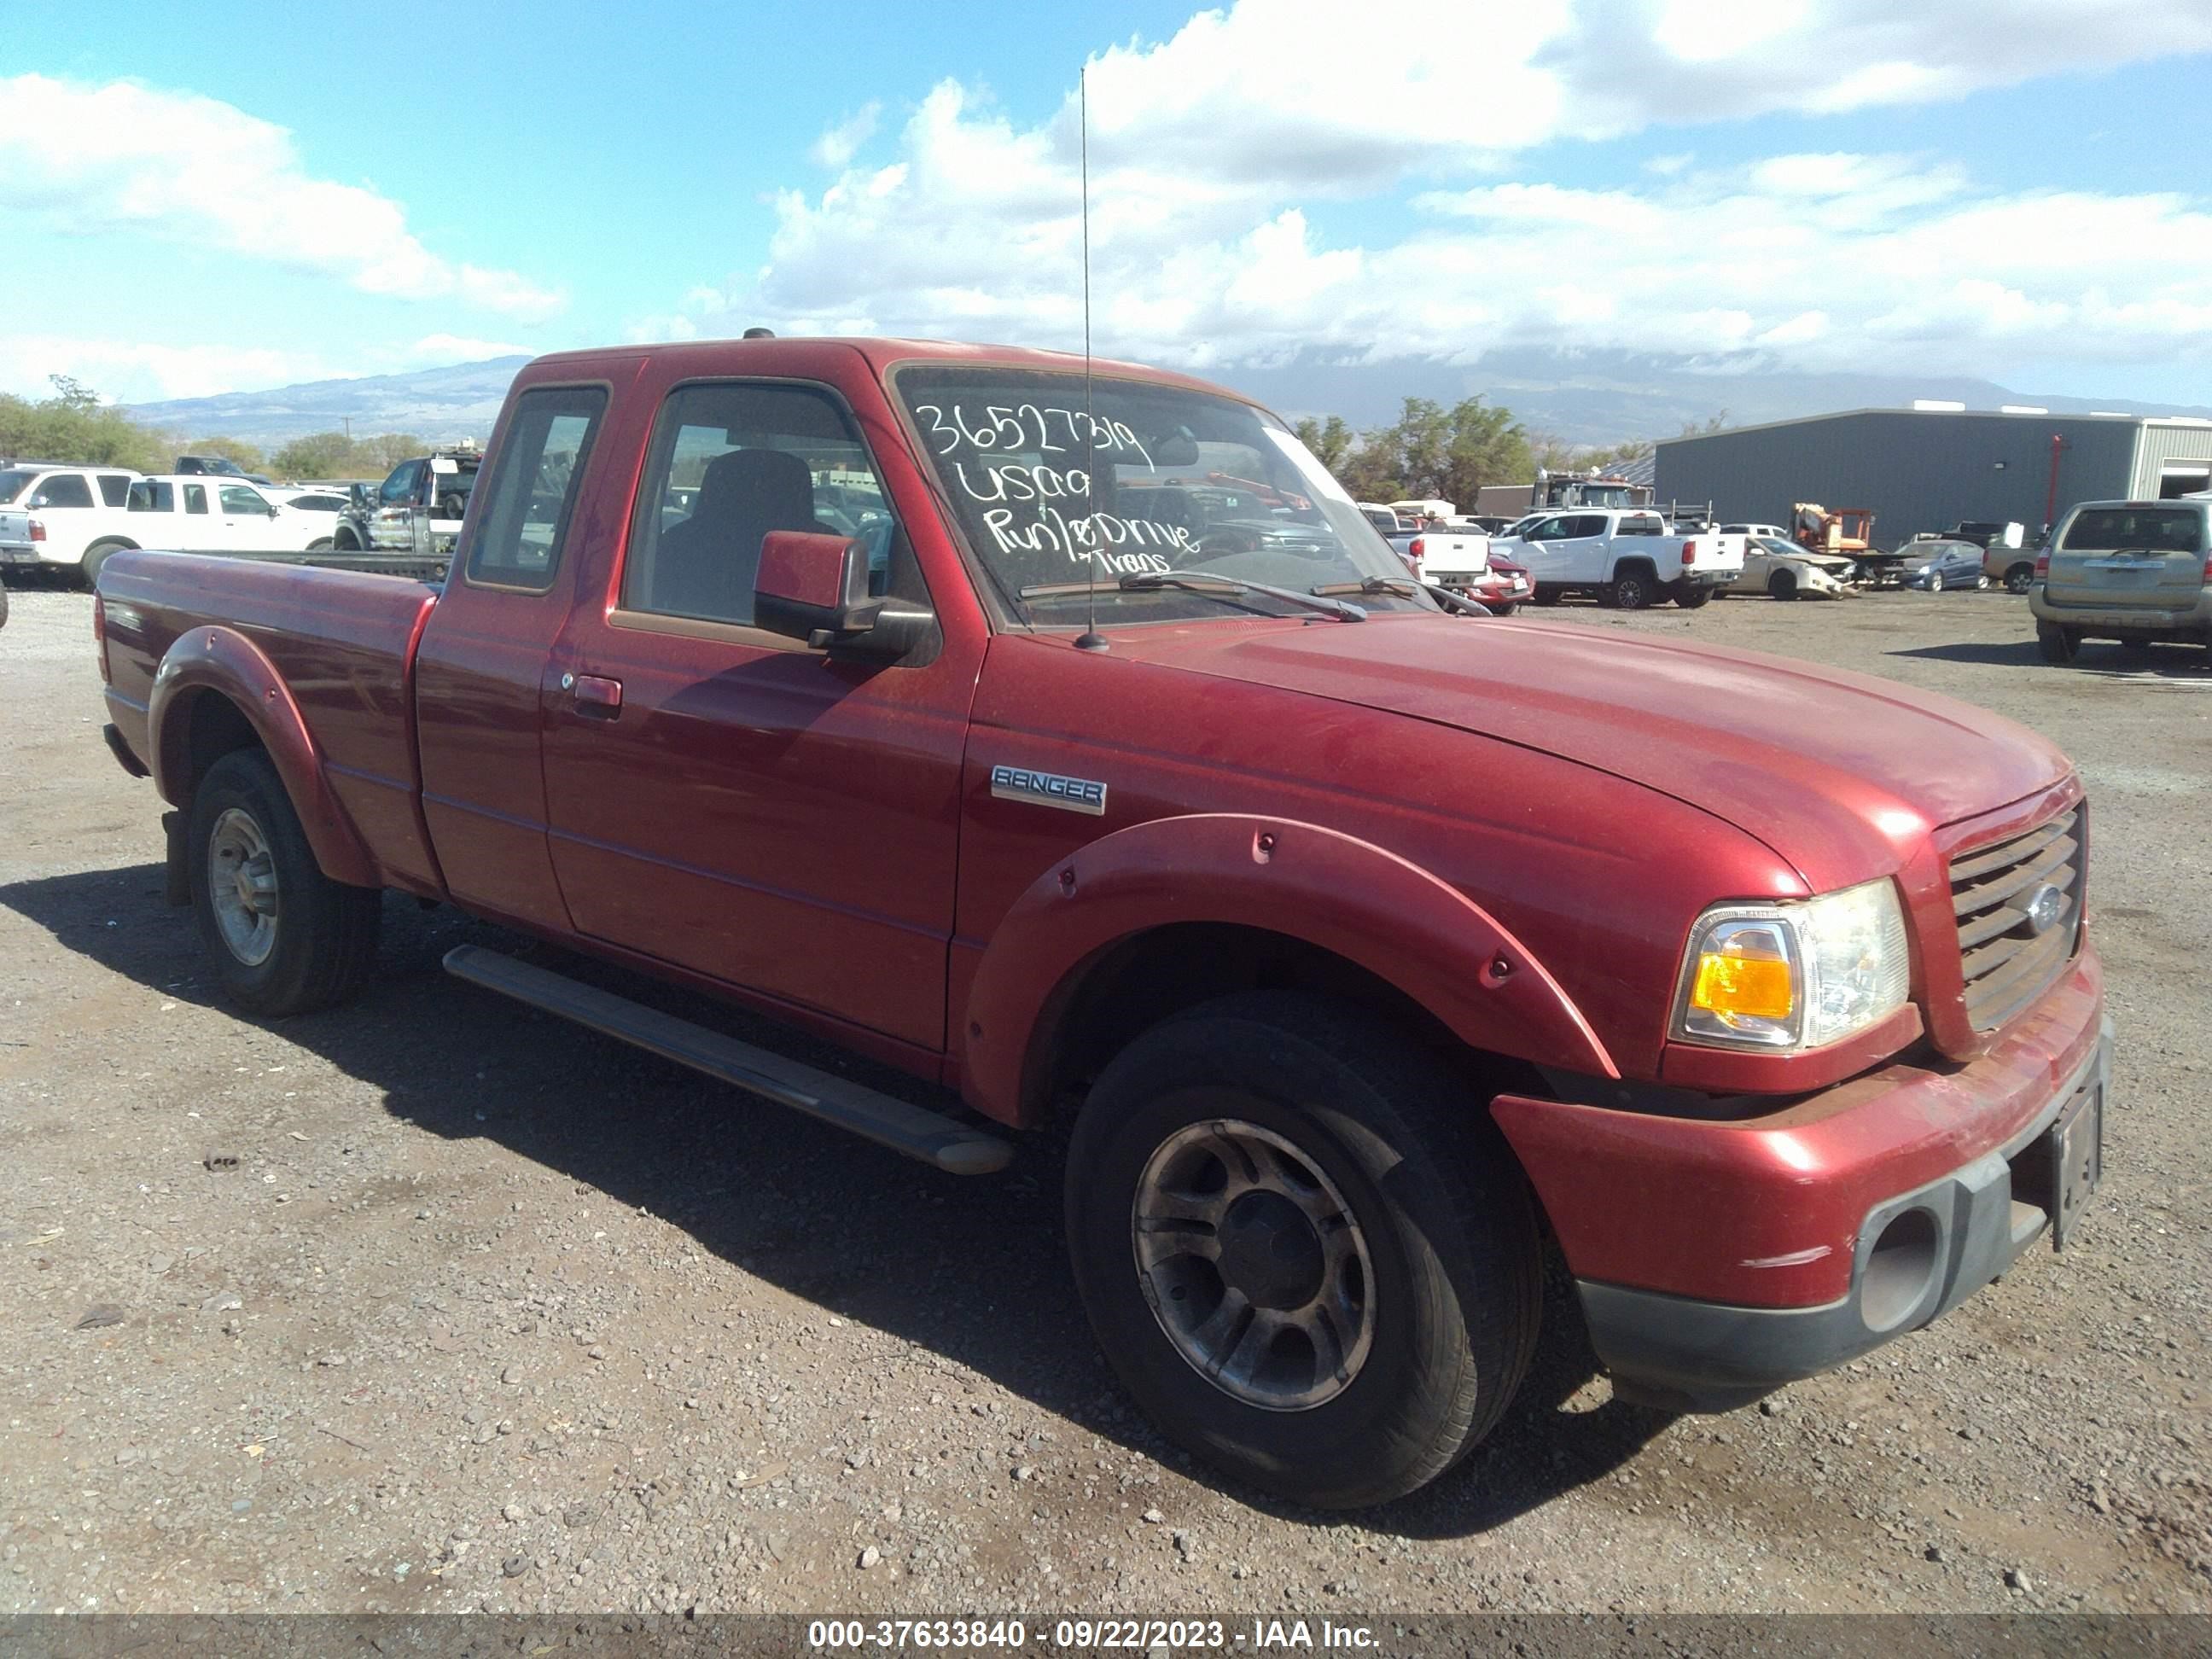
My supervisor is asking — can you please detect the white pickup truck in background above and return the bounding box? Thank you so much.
[1491,508,1745,609]
[0,463,143,585]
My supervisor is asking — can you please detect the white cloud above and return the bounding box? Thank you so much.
[0,335,330,404]
[0,74,566,321]
[812,102,882,169]
[648,0,2212,388]
[401,334,531,364]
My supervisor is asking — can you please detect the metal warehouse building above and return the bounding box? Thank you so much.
[1656,408,2212,550]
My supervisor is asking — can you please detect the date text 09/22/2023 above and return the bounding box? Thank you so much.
[805,1618,1380,1650]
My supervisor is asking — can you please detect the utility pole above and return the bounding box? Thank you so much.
[342,416,352,440]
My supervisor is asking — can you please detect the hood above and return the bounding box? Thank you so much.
[1116,614,2070,888]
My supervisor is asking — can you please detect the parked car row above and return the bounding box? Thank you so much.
[0,449,480,585]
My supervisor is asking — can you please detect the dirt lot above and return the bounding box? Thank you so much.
[1,580,2207,1618]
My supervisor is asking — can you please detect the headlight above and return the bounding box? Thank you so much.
[1672,879,1911,1051]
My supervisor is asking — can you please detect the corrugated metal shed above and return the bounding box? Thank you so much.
[1655,409,2170,549]
[2133,423,2212,498]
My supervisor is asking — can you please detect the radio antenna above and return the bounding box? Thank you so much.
[1073,63,1109,654]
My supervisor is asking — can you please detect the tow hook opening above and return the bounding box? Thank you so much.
[1861,1207,1941,1331]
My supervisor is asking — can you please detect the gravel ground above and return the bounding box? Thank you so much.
[0,579,2206,1618]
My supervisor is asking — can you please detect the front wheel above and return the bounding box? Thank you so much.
[1065,992,1541,1509]
[2036,622,2082,665]
[189,748,381,1015]
[1487,601,1517,617]
[307,538,334,552]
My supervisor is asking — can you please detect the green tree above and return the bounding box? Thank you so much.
[269,432,352,479]
[1354,395,1532,508]
[1292,414,1355,472]
[0,380,167,471]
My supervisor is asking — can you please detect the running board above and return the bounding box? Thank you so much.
[441,945,1012,1176]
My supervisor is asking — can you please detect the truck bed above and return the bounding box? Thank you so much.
[98,551,444,893]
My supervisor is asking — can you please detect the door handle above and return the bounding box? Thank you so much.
[567,673,623,717]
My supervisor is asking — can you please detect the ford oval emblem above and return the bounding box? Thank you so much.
[2024,882,2067,935]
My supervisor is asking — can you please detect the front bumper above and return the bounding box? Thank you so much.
[1492,947,2110,1410]
[1580,1022,2109,1409]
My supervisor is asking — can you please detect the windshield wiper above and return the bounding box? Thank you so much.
[1312,575,1493,617]
[1018,570,1366,622]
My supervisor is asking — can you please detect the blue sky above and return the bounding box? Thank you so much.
[6,0,2212,407]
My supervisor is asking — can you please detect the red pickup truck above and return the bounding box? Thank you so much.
[93,335,2110,1509]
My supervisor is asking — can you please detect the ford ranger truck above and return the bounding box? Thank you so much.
[91,336,2110,1511]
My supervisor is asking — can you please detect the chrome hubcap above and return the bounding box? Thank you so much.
[207,806,278,967]
[1132,1119,1375,1412]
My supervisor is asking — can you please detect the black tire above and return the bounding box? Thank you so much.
[1768,569,1799,602]
[1488,602,1517,617]
[1064,992,1542,1509]
[1531,586,1563,607]
[2036,622,2082,666]
[2004,563,2035,595]
[188,748,381,1016]
[1608,568,1656,610]
[1672,584,1713,609]
[333,527,362,553]
[307,538,333,552]
[80,540,131,590]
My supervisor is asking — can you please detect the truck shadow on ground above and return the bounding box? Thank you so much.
[1890,638,2212,678]
[0,861,1674,1540]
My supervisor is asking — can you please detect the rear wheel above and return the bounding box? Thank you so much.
[1608,568,1656,610]
[1927,570,1945,594]
[1975,573,1991,591]
[188,748,381,1016]
[2036,622,2082,666]
[80,540,131,589]
[2004,563,2035,595]
[1065,992,1541,1509]
[1672,584,1713,609]
[1488,602,1517,617]
[1532,586,1563,607]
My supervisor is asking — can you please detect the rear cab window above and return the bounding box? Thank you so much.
[464,386,608,591]
[129,482,175,512]
[1618,515,1665,536]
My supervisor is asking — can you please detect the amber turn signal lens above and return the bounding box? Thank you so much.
[1690,947,1796,1022]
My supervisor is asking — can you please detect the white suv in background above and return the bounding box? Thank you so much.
[122,476,335,562]
[0,463,143,585]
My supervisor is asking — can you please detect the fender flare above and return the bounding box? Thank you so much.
[148,623,380,888]
[961,813,1615,1125]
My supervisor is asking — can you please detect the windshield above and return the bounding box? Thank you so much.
[2060,505,2203,552]
[894,366,1429,625]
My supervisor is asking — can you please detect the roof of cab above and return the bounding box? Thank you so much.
[515,335,1256,406]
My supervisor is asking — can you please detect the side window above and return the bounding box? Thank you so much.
[1526,515,1566,541]
[464,386,607,591]
[97,474,131,507]
[184,485,209,515]
[1571,515,1609,538]
[219,485,267,515]
[620,381,916,628]
[33,474,94,509]
[129,481,175,512]
[379,463,420,506]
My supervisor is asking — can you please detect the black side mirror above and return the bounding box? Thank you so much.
[1150,426,1201,468]
[754,531,934,660]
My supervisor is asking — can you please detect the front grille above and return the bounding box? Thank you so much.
[1949,804,2083,1031]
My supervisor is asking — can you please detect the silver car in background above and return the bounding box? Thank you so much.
[2030,498,2212,665]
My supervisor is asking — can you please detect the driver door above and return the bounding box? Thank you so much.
[537,371,978,1054]
[217,483,283,550]
[1515,514,1575,583]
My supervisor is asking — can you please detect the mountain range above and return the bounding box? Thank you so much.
[124,347,2212,451]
